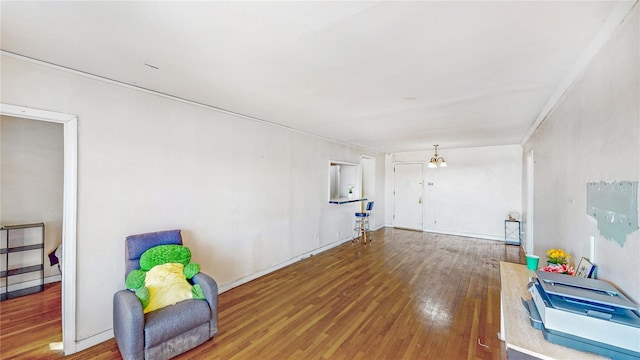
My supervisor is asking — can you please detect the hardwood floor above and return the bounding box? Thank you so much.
[0,228,523,359]
[0,282,63,359]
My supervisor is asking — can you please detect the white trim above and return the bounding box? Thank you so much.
[0,275,61,294]
[0,51,383,155]
[73,232,377,352]
[219,223,502,298]
[45,274,62,284]
[62,117,78,355]
[218,237,353,294]
[382,225,504,241]
[2,279,40,294]
[0,103,78,355]
[526,150,535,254]
[381,225,507,242]
[0,103,74,123]
[75,329,114,353]
[389,227,504,242]
[207,224,501,297]
[521,0,638,145]
[423,229,504,242]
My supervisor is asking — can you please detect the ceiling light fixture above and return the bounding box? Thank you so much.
[427,144,447,168]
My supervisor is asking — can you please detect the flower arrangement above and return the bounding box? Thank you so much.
[546,248,570,265]
[541,263,575,276]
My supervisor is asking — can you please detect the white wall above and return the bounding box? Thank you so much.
[388,145,522,240]
[0,118,2,223]
[523,7,639,301]
[1,116,63,281]
[0,55,385,342]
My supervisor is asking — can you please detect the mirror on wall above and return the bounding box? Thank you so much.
[329,161,359,201]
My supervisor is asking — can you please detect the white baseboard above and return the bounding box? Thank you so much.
[219,236,353,293]
[73,236,359,353]
[384,225,504,242]
[219,225,388,295]
[46,274,62,284]
[72,329,114,354]
[422,228,504,242]
[72,225,505,354]
[0,274,62,294]
[58,225,507,355]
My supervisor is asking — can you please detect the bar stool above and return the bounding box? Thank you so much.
[353,201,374,244]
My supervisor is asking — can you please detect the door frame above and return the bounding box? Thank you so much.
[526,150,534,254]
[360,155,376,227]
[0,103,78,354]
[393,162,424,231]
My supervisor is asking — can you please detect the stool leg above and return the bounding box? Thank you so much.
[353,218,362,243]
[364,218,370,243]
[363,221,367,244]
[353,217,371,244]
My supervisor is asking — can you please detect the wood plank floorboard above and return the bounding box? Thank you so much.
[0,228,523,359]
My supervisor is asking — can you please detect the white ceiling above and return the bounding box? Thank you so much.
[0,1,630,153]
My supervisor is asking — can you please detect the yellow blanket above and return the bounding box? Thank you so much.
[144,263,193,314]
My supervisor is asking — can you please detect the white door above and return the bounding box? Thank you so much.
[394,163,423,230]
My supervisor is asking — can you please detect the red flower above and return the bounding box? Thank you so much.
[541,263,575,276]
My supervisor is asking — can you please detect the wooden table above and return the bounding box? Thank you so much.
[499,262,607,360]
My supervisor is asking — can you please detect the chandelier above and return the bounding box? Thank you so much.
[427,144,447,168]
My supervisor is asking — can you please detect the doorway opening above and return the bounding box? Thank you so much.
[0,103,77,355]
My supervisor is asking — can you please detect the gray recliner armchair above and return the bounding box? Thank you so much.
[113,229,218,360]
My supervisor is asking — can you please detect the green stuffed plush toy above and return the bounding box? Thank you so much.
[125,244,205,313]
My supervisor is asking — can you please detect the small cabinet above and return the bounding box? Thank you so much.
[1,223,45,301]
[504,220,521,245]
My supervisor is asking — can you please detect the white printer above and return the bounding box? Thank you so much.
[522,270,640,360]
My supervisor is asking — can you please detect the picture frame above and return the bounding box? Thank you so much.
[575,257,596,278]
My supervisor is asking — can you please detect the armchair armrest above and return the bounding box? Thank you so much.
[113,290,145,360]
[192,272,218,338]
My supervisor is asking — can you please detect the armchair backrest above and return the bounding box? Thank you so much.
[125,229,183,278]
